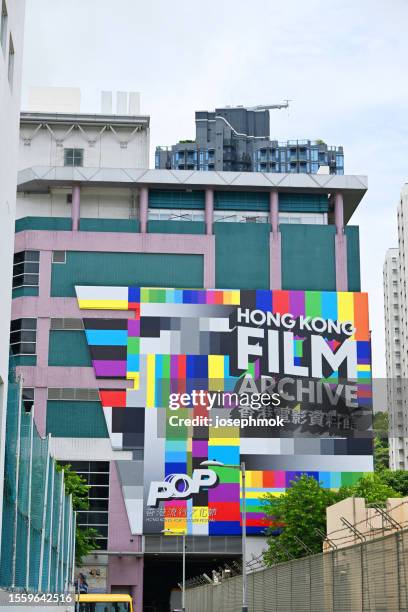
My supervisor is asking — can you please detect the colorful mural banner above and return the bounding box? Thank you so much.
[76,286,373,535]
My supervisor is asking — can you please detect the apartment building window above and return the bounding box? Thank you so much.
[48,388,98,401]
[279,212,327,225]
[148,208,205,222]
[59,461,109,550]
[64,148,84,167]
[0,0,7,53]
[214,211,269,224]
[22,388,34,413]
[50,318,83,330]
[7,32,13,88]
[52,251,66,264]
[10,318,37,355]
[13,251,40,288]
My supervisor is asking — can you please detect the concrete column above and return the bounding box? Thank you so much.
[334,192,348,291]
[205,188,214,235]
[35,249,52,436]
[270,189,279,234]
[131,561,143,612]
[36,318,50,368]
[139,186,148,234]
[33,387,47,438]
[269,190,281,289]
[39,250,52,298]
[203,235,216,289]
[71,185,81,231]
[334,191,344,234]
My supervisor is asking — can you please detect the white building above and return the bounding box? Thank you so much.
[18,117,149,231]
[19,105,149,172]
[0,0,25,547]
[383,247,403,469]
[384,183,408,469]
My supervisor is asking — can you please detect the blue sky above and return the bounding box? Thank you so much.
[22,0,408,377]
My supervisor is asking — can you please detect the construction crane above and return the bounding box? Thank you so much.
[247,101,291,111]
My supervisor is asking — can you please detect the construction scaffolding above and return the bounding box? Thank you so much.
[185,529,408,612]
[0,363,76,593]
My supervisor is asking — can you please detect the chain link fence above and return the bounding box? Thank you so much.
[186,529,408,611]
[0,362,76,594]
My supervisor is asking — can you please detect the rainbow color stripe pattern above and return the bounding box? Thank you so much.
[76,286,373,536]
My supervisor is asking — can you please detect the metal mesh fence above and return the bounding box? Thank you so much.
[0,371,75,593]
[186,530,408,612]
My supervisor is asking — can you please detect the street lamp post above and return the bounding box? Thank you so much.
[200,459,248,612]
[162,529,186,612]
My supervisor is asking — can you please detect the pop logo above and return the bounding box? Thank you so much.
[147,469,219,507]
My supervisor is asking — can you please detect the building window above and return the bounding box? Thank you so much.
[64,148,84,167]
[279,212,327,225]
[22,388,34,413]
[0,0,7,54]
[213,211,269,224]
[47,388,98,401]
[50,318,83,330]
[148,208,205,222]
[52,250,66,264]
[10,318,37,356]
[13,251,40,288]
[7,32,14,88]
[59,460,109,550]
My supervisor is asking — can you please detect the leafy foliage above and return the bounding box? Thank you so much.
[56,463,100,565]
[379,470,408,496]
[56,462,89,510]
[373,411,389,439]
[374,436,390,471]
[263,475,339,564]
[339,473,400,504]
[263,473,401,565]
[373,412,389,470]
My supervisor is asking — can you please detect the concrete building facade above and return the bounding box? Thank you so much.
[384,184,408,470]
[155,105,344,175]
[383,248,404,469]
[0,0,25,550]
[12,163,372,609]
[13,102,368,608]
[326,495,408,549]
[397,185,408,469]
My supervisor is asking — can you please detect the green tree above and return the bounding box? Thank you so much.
[379,470,408,496]
[56,463,100,565]
[373,411,389,438]
[339,473,400,504]
[374,436,390,471]
[263,475,339,564]
[263,473,401,565]
[373,411,389,471]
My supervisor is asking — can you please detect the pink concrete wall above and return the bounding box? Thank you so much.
[335,234,348,291]
[107,461,143,610]
[270,233,282,290]
[13,228,216,434]
[334,192,348,291]
[14,229,216,289]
